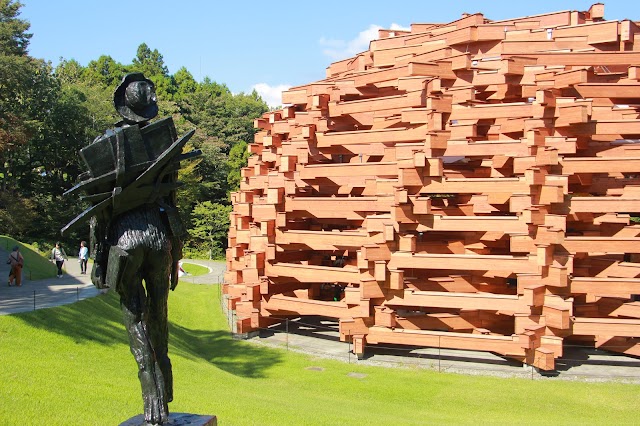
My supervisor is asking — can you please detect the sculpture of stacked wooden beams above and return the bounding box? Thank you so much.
[225,3,640,370]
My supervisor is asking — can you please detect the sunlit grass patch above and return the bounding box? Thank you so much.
[0,283,637,425]
[181,262,210,277]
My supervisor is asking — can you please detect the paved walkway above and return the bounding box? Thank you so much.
[250,315,640,382]
[0,249,226,315]
[0,247,98,315]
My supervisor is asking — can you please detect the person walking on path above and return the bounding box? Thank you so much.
[51,242,68,278]
[78,241,89,274]
[7,246,24,286]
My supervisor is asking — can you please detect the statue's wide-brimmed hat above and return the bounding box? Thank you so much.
[113,73,158,124]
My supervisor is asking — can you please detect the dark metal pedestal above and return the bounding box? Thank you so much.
[120,412,217,426]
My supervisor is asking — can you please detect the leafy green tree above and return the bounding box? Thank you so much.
[55,59,117,134]
[173,66,198,103]
[84,55,127,88]
[0,0,34,191]
[227,141,249,191]
[0,9,267,252]
[1,57,60,195]
[188,201,231,259]
[0,191,36,239]
[193,137,231,204]
[132,43,168,77]
[130,43,176,101]
[3,67,98,244]
[176,152,202,223]
[7,62,60,195]
[222,90,268,147]
[179,81,267,152]
[176,80,267,205]
[0,0,31,56]
[0,0,101,244]
[0,55,34,178]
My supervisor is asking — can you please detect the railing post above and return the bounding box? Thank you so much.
[531,358,535,380]
[285,318,289,351]
[438,335,441,372]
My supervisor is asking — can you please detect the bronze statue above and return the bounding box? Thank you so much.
[62,73,200,425]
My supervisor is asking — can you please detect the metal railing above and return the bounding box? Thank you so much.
[219,296,640,382]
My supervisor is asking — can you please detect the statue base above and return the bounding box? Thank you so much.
[120,412,217,426]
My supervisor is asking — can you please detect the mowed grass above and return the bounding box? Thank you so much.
[181,262,210,276]
[0,235,57,280]
[0,284,637,425]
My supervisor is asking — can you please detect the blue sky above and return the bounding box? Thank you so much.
[21,0,637,107]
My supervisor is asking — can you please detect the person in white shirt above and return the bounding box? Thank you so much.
[50,242,68,278]
[78,241,89,274]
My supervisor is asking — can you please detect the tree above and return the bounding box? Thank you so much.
[191,136,230,204]
[223,90,268,147]
[54,58,84,85]
[226,141,249,192]
[188,201,231,259]
[130,43,176,101]
[0,57,60,192]
[0,0,31,56]
[178,82,267,151]
[84,55,127,88]
[173,79,267,212]
[0,190,36,239]
[173,67,198,101]
[0,19,266,251]
[132,43,169,77]
[0,0,35,191]
[0,55,33,162]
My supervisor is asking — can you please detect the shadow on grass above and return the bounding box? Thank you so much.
[14,291,128,346]
[169,323,283,378]
[13,290,283,378]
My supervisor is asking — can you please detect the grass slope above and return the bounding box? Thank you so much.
[0,283,637,425]
[0,235,57,280]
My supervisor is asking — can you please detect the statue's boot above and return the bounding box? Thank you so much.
[123,304,169,424]
[139,358,168,425]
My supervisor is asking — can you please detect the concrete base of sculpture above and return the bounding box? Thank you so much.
[120,412,217,426]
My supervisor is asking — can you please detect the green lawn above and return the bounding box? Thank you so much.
[0,283,637,425]
[0,235,57,280]
[181,262,210,276]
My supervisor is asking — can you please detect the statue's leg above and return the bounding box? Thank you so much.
[144,249,173,403]
[118,247,168,424]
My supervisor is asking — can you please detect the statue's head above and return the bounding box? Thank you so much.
[114,73,159,124]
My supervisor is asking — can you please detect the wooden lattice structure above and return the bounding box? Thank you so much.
[224,3,640,370]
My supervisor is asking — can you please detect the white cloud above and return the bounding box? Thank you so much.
[388,23,412,33]
[319,23,411,61]
[252,83,292,109]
